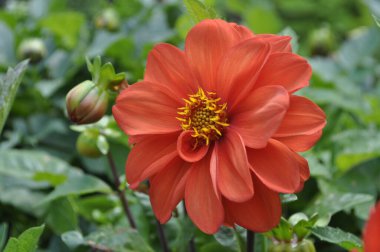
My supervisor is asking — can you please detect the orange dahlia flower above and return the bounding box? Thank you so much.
[113,19,326,234]
[363,201,380,252]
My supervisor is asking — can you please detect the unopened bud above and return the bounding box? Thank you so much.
[18,38,47,63]
[76,131,102,158]
[269,239,316,252]
[66,80,109,124]
[95,8,120,32]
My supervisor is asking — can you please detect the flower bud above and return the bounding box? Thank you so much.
[269,239,316,252]
[95,8,120,32]
[66,80,109,124]
[17,38,47,63]
[309,26,336,56]
[76,130,102,158]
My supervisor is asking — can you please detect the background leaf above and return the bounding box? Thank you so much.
[311,226,362,250]
[3,224,45,252]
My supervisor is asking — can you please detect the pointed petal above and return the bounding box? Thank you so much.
[275,130,323,152]
[125,133,179,186]
[292,152,310,193]
[214,129,254,202]
[216,38,271,109]
[274,96,326,151]
[225,176,281,232]
[144,43,198,98]
[113,81,181,136]
[247,139,300,193]
[231,86,289,149]
[177,130,209,162]
[185,154,224,234]
[254,34,292,52]
[230,22,254,40]
[150,157,191,223]
[185,19,240,91]
[255,53,312,93]
[275,96,326,136]
[364,202,380,252]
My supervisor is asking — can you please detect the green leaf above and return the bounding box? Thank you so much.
[305,193,374,226]
[374,15,380,27]
[0,22,15,66]
[280,194,298,203]
[62,227,154,252]
[45,198,78,234]
[311,226,362,250]
[244,6,282,34]
[0,60,28,134]
[184,0,217,23]
[0,223,8,250]
[3,224,45,252]
[96,135,109,155]
[41,175,111,204]
[39,12,85,49]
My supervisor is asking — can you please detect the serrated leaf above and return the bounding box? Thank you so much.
[311,226,362,250]
[0,60,28,134]
[184,0,217,23]
[3,224,45,252]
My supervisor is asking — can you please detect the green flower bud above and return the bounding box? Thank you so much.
[95,8,120,32]
[309,26,336,56]
[76,130,102,158]
[17,38,47,63]
[269,239,316,252]
[66,80,109,124]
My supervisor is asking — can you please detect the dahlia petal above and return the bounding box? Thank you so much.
[230,85,289,149]
[185,154,224,234]
[177,130,209,163]
[364,202,380,252]
[185,19,240,91]
[230,23,254,40]
[216,38,271,109]
[275,96,326,136]
[247,139,300,193]
[150,157,191,223]
[225,176,281,232]
[112,81,181,135]
[213,129,254,202]
[275,130,323,152]
[293,152,310,181]
[255,53,312,93]
[254,34,292,52]
[144,43,197,98]
[125,133,179,186]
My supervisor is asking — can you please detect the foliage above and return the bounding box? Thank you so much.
[0,0,379,251]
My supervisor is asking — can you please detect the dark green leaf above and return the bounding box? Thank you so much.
[0,60,28,134]
[3,224,45,252]
[311,226,362,250]
[0,223,8,250]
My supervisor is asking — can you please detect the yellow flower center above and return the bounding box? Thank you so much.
[177,88,229,148]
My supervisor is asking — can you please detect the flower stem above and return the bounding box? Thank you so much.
[106,152,137,229]
[247,230,255,252]
[155,219,170,252]
[182,201,196,252]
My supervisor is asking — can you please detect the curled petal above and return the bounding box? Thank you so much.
[150,157,191,223]
[185,19,240,91]
[247,139,300,193]
[126,133,179,187]
[113,81,181,136]
[224,176,281,232]
[177,130,209,163]
[255,53,312,93]
[231,86,289,149]
[213,129,254,202]
[145,43,198,98]
[185,154,224,234]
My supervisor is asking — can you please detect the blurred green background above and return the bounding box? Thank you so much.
[0,0,380,251]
